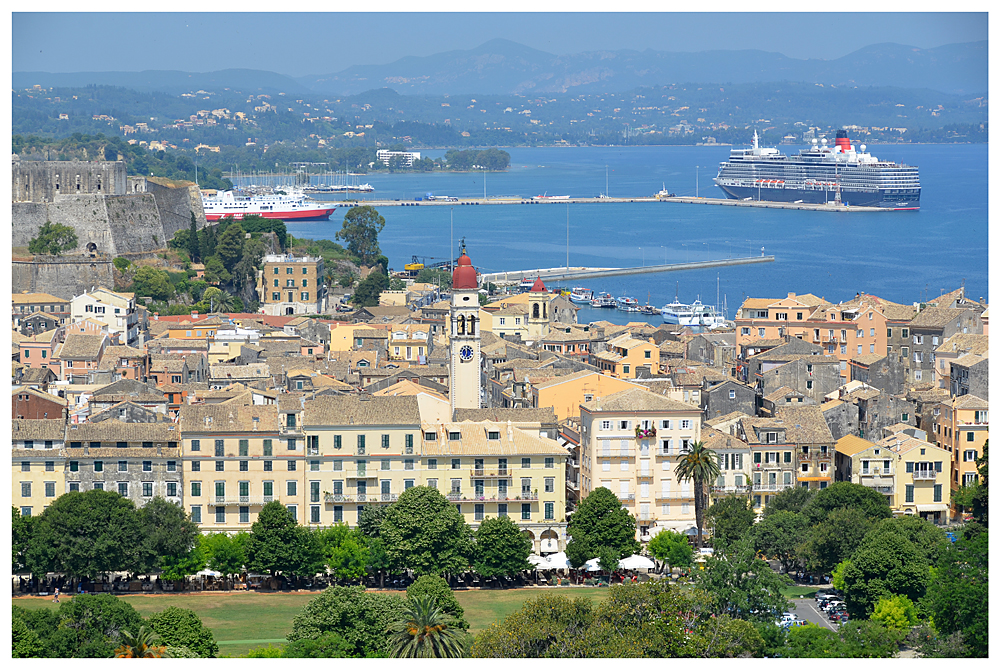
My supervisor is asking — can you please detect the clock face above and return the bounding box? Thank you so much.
[459,345,474,361]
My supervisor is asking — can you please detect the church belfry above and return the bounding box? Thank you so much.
[450,245,481,413]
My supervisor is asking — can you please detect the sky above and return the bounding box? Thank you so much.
[11,9,988,78]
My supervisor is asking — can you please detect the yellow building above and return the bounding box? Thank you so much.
[387,324,432,361]
[579,388,703,540]
[877,431,952,524]
[12,419,66,517]
[178,398,284,532]
[592,333,660,379]
[931,393,987,505]
[256,253,325,316]
[529,370,643,421]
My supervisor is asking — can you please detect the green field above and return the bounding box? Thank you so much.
[13,587,612,657]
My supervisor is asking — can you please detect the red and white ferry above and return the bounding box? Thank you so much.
[201,189,337,221]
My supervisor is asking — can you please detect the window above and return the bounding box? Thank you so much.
[452,458,461,470]
[142,482,153,497]
[287,481,297,497]
[759,328,766,337]
[475,504,485,521]
[448,431,461,441]
[167,460,176,472]
[69,460,79,472]
[381,458,391,471]
[967,432,976,442]
[964,450,978,462]
[729,389,736,399]
[191,482,202,497]
[902,328,909,338]
[264,460,272,471]
[239,439,249,456]
[521,503,531,520]
[427,458,437,470]
[191,506,202,523]
[545,457,555,469]
[405,434,414,453]
[333,506,343,523]
[522,457,531,469]
[215,506,225,523]
[215,440,225,457]
[118,460,128,472]
[905,484,914,503]
[404,459,414,471]
[887,327,892,338]
[191,461,200,472]
[287,438,297,451]
[545,502,554,520]
[216,460,224,471]
[357,435,365,453]
[94,482,104,491]
[382,434,390,449]
[118,482,129,497]
[427,479,438,490]
[240,460,249,472]
[933,484,943,503]
[191,439,201,452]
[143,460,152,472]
[288,460,297,471]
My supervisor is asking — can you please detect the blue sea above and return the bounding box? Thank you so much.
[274,144,988,326]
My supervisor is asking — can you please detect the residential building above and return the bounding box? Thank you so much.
[834,434,895,501]
[376,149,421,167]
[902,306,984,385]
[579,388,703,539]
[950,352,988,399]
[12,386,67,420]
[700,378,756,421]
[933,333,988,392]
[735,416,798,510]
[528,370,642,422]
[876,431,952,524]
[70,288,139,346]
[19,330,60,371]
[57,333,109,383]
[256,253,326,316]
[704,426,752,500]
[12,419,67,517]
[13,292,71,333]
[591,333,660,379]
[387,324,432,362]
[776,406,835,490]
[931,393,987,496]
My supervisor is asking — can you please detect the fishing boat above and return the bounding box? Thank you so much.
[590,292,616,308]
[569,287,595,304]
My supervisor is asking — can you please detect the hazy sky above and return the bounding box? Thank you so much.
[13,11,987,77]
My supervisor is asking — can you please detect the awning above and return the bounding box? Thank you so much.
[618,554,655,570]
[916,504,950,512]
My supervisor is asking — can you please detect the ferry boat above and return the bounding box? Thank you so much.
[533,193,571,201]
[202,189,337,221]
[518,278,536,292]
[616,296,640,312]
[569,287,594,304]
[590,292,616,308]
[714,130,920,209]
[661,298,727,329]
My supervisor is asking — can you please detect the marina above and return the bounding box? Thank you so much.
[479,256,775,285]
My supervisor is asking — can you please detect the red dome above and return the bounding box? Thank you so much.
[452,251,478,290]
[529,276,547,292]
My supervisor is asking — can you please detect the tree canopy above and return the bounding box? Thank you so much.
[28,222,78,256]
[565,487,640,568]
[646,529,693,569]
[335,206,385,265]
[379,486,472,576]
[472,515,533,579]
[751,510,808,574]
[286,585,407,658]
[801,481,893,525]
[706,494,756,544]
[147,606,219,658]
[245,501,323,578]
[695,538,791,622]
[840,526,930,617]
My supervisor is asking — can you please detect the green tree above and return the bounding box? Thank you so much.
[920,527,988,656]
[706,494,756,544]
[695,538,791,622]
[406,575,468,630]
[25,489,147,580]
[761,485,815,517]
[905,623,970,658]
[216,221,246,271]
[201,531,247,580]
[147,607,219,658]
[201,285,234,313]
[596,545,622,573]
[335,206,385,265]
[841,526,929,618]
[283,632,353,658]
[387,595,465,658]
[797,506,874,573]
[317,524,369,583]
[28,222,79,255]
[138,497,200,575]
[379,486,472,576]
[232,236,266,293]
[388,277,407,290]
[870,515,947,564]
[131,266,174,302]
[688,614,766,658]
[870,594,919,630]
[647,528,694,569]
[470,593,595,658]
[751,510,808,574]
[675,441,721,547]
[472,515,532,580]
[243,643,287,657]
[358,505,388,538]
[970,440,987,525]
[246,501,323,579]
[113,626,168,658]
[801,481,893,525]
[112,256,132,272]
[56,594,146,657]
[12,616,43,658]
[12,506,32,573]
[415,268,452,289]
[350,269,388,307]
[187,211,202,262]
[565,487,639,568]
[286,585,407,658]
[783,624,847,657]
[838,620,904,658]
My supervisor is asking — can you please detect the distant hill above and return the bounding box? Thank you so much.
[295,38,987,97]
[14,39,987,98]
[12,68,310,95]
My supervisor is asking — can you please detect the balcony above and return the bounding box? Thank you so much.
[617,493,636,502]
[213,495,270,505]
[347,471,377,480]
[566,480,579,491]
[711,485,748,494]
[355,493,398,503]
[469,468,511,479]
[448,492,539,502]
[599,451,636,459]
[656,493,694,501]
[913,471,937,481]
[864,485,895,495]
[324,493,354,503]
[637,471,653,479]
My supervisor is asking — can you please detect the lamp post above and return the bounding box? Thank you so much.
[695,165,700,198]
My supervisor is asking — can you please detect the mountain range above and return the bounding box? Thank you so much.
[14,38,987,98]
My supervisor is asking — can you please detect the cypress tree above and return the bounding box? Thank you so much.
[187,212,201,262]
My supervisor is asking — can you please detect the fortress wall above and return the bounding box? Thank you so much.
[12,160,126,202]
[12,256,116,300]
[144,181,208,241]
[12,196,118,255]
[104,194,169,254]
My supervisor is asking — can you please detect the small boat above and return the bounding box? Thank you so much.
[661,298,727,330]
[569,287,594,304]
[655,183,675,199]
[616,296,640,312]
[518,278,535,292]
[640,304,659,316]
[590,292,616,308]
[533,192,571,201]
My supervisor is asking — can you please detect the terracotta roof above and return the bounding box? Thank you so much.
[851,353,885,366]
[909,306,967,329]
[12,292,69,304]
[453,408,558,425]
[705,410,750,428]
[19,367,59,384]
[842,386,882,402]
[775,406,834,444]
[66,420,180,443]
[209,363,270,379]
[303,395,420,427]
[422,423,566,456]
[835,434,877,456]
[936,333,989,356]
[953,394,988,410]
[59,333,106,359]
[12,418,67,441]
[581,387,700,414]
[179,402,280,433]
[373,380,448,401]
[763,386,801,403]
[701,426,749,452]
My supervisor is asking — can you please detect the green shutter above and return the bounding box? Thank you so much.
[905,484,914,503]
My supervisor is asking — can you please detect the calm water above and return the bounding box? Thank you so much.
[278,144,988,325]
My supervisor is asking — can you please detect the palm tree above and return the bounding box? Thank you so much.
[387,595,464,658]
[112,626,169,658]
[675,440,721,548]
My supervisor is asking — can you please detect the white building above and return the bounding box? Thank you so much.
[376,149,421,167]
[70,288,139,346]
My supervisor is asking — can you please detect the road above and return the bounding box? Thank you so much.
[789,596,839,631]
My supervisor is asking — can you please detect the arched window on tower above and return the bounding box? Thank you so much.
[469,315,476,335]
[458,315,466,335]
[543,302,547,319]
[532,303,540,319]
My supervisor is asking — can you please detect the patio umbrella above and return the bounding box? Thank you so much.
[618,554,656,571]
[584,558,603,572]
[527,555,547,568]
[544,552,570,570]
[196,569,221,577]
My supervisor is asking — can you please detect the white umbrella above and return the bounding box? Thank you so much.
[544,552,570,570]
[618,554,656,571]
[583,557,603,572]
[527,555,547,567]
[196,569,221,577]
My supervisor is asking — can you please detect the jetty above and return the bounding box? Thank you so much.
[480,256,775,285]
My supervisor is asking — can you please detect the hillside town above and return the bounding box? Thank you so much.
[13,248,987,543]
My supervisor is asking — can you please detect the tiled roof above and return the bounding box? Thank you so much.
[953,394,988,410]
[835,434,877,456]
[209,363,270,379]
[453,408,558,425]
[355,328,390,339]
[764,386,801,403]
[303,395,420,427]
[59,333,106,359]
[13,292,69,304]
[148,338,209,350]
[66,420,180,443]
[373,380,448,401]
[64,446,181,458]
[19,367,58,384]
[851,354,885,366]
[909,306,966,329]
[775,406,834,444]
[701,426,749,452]
[12,418,67,441]
[179,403,280,433]
[842,387,882,402]
[581,387,700,414]
[936,333,989,356]
[705,410,750,427]
[422,423,566,456]
[952,352,987,368]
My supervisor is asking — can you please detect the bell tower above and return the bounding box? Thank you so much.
[527,276,549,343]
[450,245,481,413]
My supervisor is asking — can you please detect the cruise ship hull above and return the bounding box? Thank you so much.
[716,184,920,210]
[205,208,337,222]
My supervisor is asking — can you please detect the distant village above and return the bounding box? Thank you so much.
[13,234,988,546]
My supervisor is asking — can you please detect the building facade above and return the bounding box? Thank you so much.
[257,254,326,316]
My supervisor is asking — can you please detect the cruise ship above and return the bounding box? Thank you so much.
[661,299,727,330]
[202,190,337,221]
[714,130,920,209]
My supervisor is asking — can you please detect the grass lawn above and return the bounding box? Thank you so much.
[781,585,822,599]
[13,586,611,657]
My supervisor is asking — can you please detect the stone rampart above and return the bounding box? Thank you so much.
[12,255,116,300]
